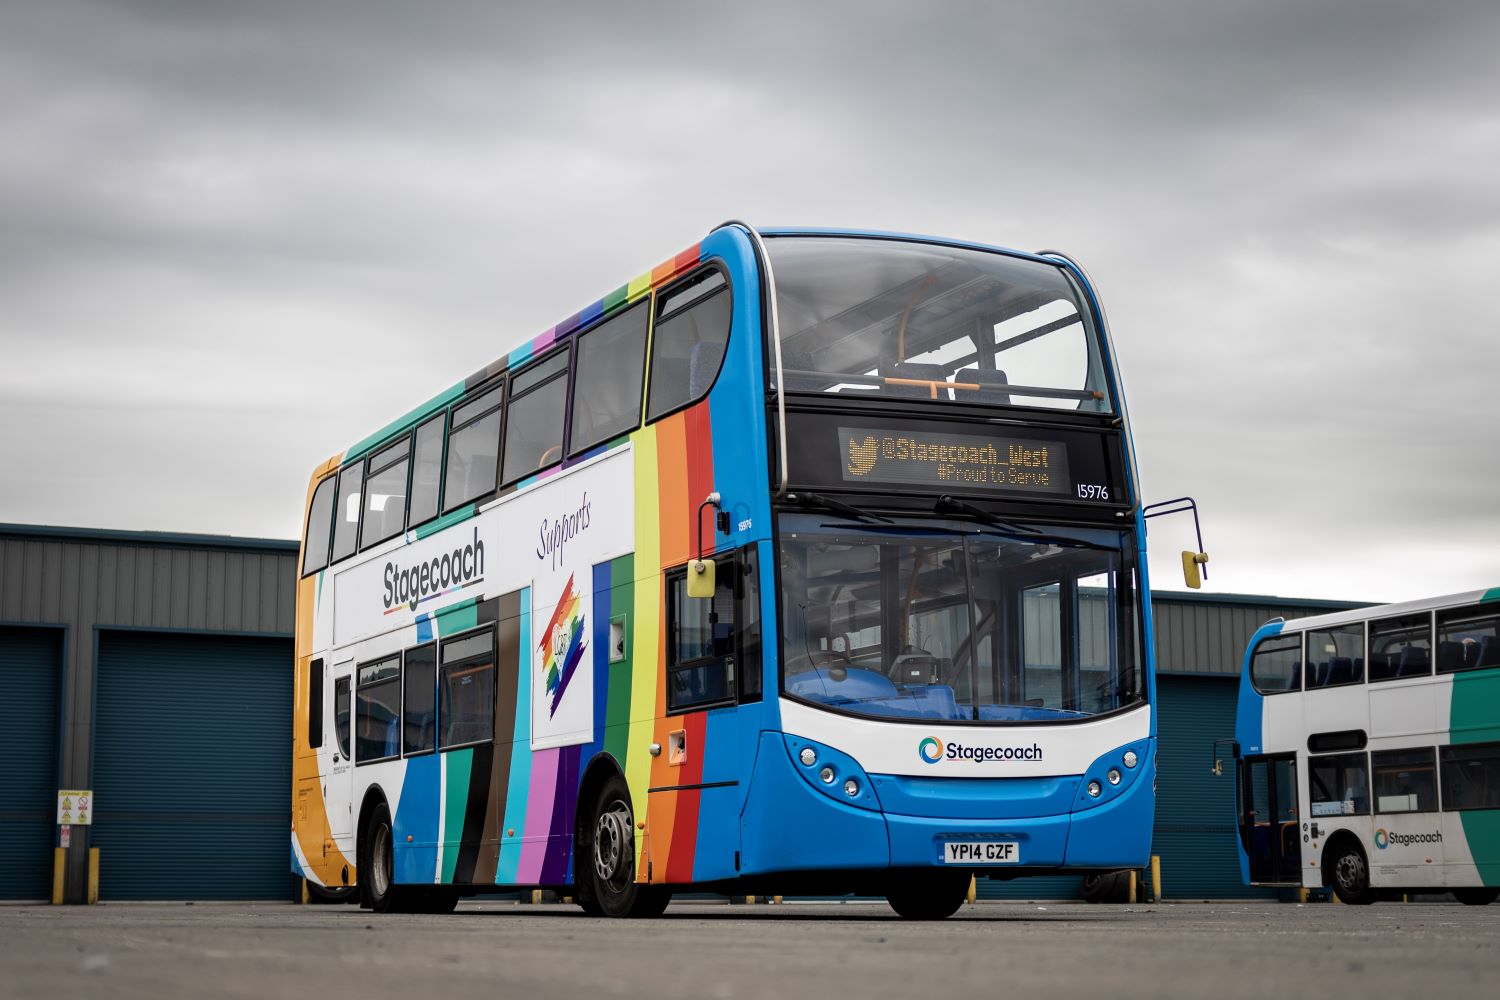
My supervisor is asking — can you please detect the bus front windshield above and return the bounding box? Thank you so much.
[765,236,1113,412]
[778,514,1142,723]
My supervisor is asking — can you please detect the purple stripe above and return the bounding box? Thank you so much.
[540,745,579,884]
[517,748,560,882]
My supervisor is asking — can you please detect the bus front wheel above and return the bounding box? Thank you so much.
[1325,839,1376,905]
[1452,887,1500,906]
[580,774,670,918]
[886,871,970,920]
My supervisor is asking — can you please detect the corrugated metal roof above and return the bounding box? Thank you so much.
[1152,591,1370,676]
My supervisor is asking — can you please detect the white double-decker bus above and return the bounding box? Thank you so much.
[1234,587,1500,904]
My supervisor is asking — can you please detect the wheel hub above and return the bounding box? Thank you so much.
[593,800,633,889]
[1335,851,1365,891]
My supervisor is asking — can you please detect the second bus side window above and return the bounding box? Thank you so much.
[647,269,732,422]
[356,656,401,763]
[1309,752,1369,815]
[502,349,570,485]
[570,301,648,455]
[444,383,504,511]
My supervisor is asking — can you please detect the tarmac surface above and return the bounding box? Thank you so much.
[3,899,1499,1000]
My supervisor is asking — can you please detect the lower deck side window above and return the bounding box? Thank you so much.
[1309,752,1369,816]
[1441,743,1500,811]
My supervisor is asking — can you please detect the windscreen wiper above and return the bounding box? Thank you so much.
[934,494,1040,534]
[792,491,892,524]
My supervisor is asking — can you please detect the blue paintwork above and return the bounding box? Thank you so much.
[871,772,1080,819]
[393,752,440,883]
[1069,738,1154,811]
[1233,620,1283,885]
[740,732,891,873]
[1062,751,1157,866]
[782,734,883,811]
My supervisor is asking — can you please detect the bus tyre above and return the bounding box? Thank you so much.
[1452,887,1500,906]
[886,871,970,920]
[1081,871,1130,904]
[416,888,460,914]
[1326,840,1376,905]
[582,774,671,918]
[360,801,408,914]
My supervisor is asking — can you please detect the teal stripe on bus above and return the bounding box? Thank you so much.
[440,749,473,884]
[495,589,532,884]
[415,504,475,540]
[344,380,465,462]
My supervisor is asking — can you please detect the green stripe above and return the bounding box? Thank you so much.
[415,504,475,540]
[344,380,465,462]
[1450,666,1500,883]
[1483,587,1500,604]
[603,284,629,313]
[435,597,479,636]
[441,749,473,883]
[604,554,635,764]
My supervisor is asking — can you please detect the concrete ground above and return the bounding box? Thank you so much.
[3,899,1498,1000]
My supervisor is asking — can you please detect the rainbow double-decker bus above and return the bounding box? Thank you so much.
[1234,589,1500,905]
[291,223,1159,918]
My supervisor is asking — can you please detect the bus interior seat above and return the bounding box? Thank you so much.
[1438,641,1465,673]
[1308,661,1328,687]
[778,350,826,392]
[880,363,950,399]
[966,368,1011,405]
[1478,635,1500,668]
[1327,656,1354,685]
[1397,646,1430,676]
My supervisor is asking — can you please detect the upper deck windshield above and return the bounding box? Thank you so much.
[778,514,1142,723]
[765,236,1113,413]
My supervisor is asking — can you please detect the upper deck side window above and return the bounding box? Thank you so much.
[1250,633,1302,694]
[571,300,649,455]
[361,433,411,551]
[445,381,504,512]
[1437,602,1500,674]
[1369,613,1432,682]
[302,474,337,576]
[329,462,365,564]
[646,267,732,422]
[502,347,571,486]
[763,237,1112,413]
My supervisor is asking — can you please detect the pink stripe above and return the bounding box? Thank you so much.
[532,327,559,353]
[516,748,560,882]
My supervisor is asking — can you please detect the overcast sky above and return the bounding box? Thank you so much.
[2,0,1496,604]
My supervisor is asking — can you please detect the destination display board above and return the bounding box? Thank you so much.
[839,426,1071,494]
[783,411,1121,504]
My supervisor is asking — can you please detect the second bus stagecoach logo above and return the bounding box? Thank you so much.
[382,527,485,613]
[918,736,1043,764]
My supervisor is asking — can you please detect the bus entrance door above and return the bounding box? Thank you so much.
[329,663,354,841]
[1241,754,1300,884]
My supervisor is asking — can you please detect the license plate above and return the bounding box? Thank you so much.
[943,841,1019,865]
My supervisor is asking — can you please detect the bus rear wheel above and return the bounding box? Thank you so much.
[1326,840,1376,905]
[580,774,670,918]
[886,871,970,920]
[1452,887,1500,906]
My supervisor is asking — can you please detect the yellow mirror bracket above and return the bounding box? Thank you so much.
[1181,550,1209,589]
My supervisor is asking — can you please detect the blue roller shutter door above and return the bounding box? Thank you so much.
[0,627,61,899]
[93,632,293,900]
[1152,675,1276,899]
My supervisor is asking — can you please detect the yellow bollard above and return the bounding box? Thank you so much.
[1128,871,1137,905]
[1298,887,1309,903]
[773,895,783,904]
[744,895,756,904]
[531,889,542,904]
[87,848,100,904]
[1150,855,1162,902]
[51,848,65,905]
[300,879,310,905]
[966,876,977,905]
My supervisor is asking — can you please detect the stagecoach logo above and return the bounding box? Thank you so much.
[1374,828,1442,849]
[918,736,1043,764]
[538,574,586,718]
[919,737,944,764]
[382,527,484,613]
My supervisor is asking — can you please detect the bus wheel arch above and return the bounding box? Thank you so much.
[577,767,670,918]
[1322,832,1376,905]
[574,755,626,916]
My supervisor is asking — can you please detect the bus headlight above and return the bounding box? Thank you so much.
[799,747,817,766]
[1108,768,1122,786]
[844,779,859,797]
[1087,780,1102,798]
[1123,750,1138,769]
[820,766,836,784]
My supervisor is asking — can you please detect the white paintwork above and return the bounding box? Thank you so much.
[780,697,1149,777]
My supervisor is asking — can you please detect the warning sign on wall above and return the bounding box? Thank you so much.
[57,789,92,826]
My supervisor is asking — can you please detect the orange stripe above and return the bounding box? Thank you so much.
[666,711,708,882]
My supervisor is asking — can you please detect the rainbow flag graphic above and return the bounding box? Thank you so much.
[539,573,586,717]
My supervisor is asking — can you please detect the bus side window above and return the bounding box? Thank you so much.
[308,658,324,749]
[408,413,445,527]
[302,475,337,576]
[570,300,649,456]
[329,462,364,565]
[737,547,762,704]
[444,383,504,512]
[502,349,570,486]
[647,268,731,422]
[1250,634,1302,694]
[666,551,739,712]
[334,675,351,760]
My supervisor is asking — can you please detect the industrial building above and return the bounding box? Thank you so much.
[0,522,1361,903]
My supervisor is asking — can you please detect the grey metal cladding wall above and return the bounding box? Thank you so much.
[1152,595,1367,676]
